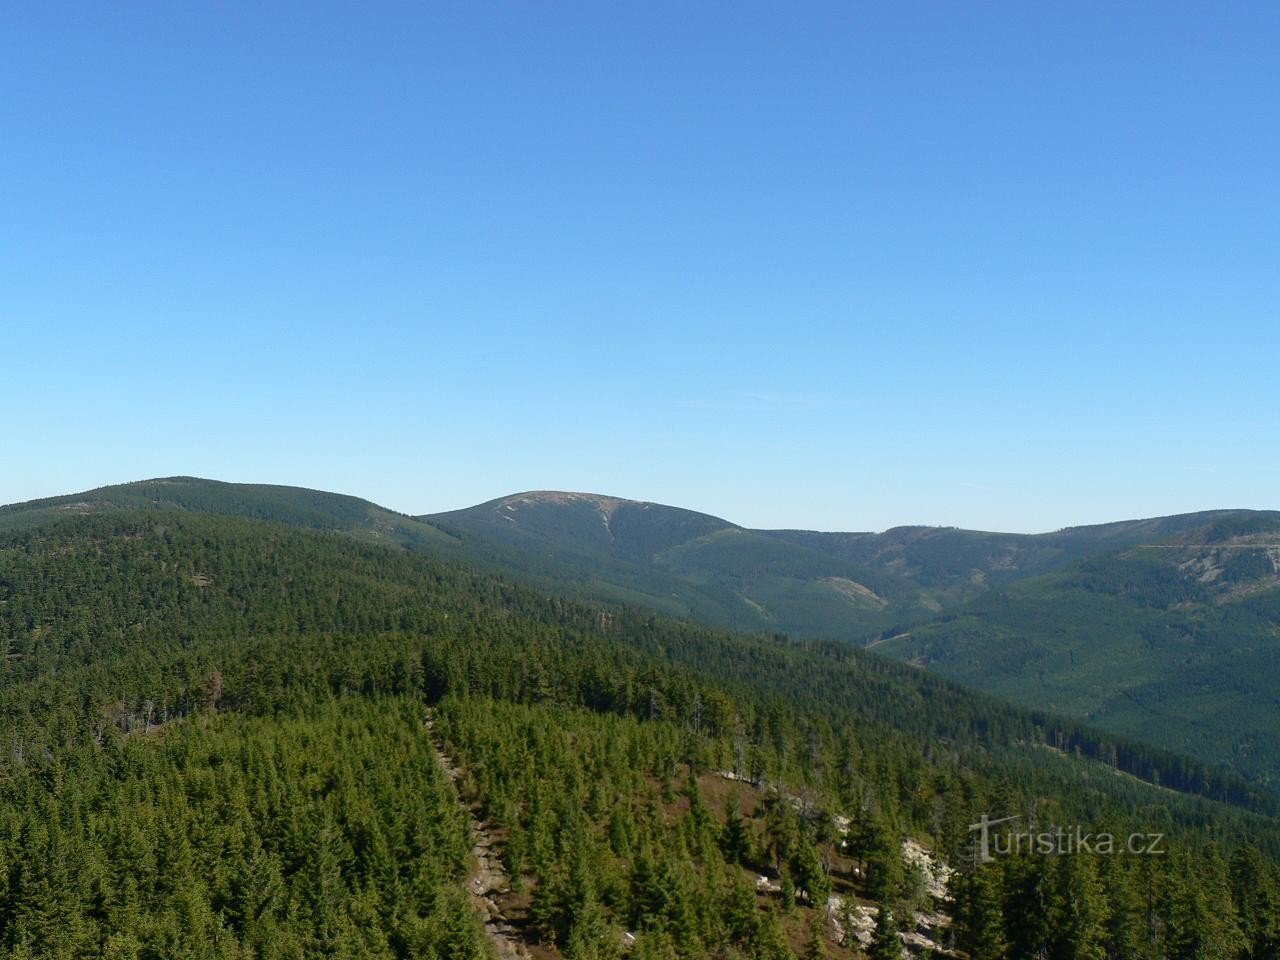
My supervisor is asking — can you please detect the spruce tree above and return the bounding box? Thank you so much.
[868,906,902,960]
[954,864,1007,960]
[1230,846,1280,960]
[1055,853,1109,960]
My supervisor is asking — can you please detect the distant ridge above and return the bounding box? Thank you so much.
[0,476,459,552]
[427,495,1280,785]
[4,476,1279,782]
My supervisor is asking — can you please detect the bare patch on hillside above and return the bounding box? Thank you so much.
[821,577,887,608]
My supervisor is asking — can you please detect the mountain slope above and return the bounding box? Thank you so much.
[879,513,1280,784]
[3,507,1279,956]
[430,490,735,562]
[0,475,460,551]
[767,509,1261,607]
[8,480,1280,784]
[426,492,911,637]
[428,494,1280,783]
[427,493,1279,642]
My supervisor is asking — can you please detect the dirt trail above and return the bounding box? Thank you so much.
[426,710,531,960]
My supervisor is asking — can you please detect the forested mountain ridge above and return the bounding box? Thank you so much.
[0,476,458,551]
[766,508,1267,605]
[7,478,1270,647]
[2,507,1280,957]
[426,490,1279,642]
[427,495,1280,784]
[880,512,1280,784]
[5,478,1280,786]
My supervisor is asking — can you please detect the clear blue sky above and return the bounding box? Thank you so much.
[3,2,1276,532]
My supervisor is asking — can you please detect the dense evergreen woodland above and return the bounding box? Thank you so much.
[1,512,1279,958]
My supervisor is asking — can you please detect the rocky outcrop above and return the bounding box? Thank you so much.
[426,711,531,960]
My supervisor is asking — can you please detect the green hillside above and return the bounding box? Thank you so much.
[427,493,1280,785]
[880,514,1280,784]
[424,491,760,625]
[766,510,1261,610]
[9,480,1278,788]
[426,492,914,638]
[0,476,459,552]
[427,492,1276,646]
[3,507,1280,957]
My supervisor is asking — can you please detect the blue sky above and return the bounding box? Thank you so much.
[3,2,1276,532]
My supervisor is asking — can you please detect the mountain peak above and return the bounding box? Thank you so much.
[494,490,637,518]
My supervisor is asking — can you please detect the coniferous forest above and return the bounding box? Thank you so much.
[2,511,1279,959]
[10,0,1277,956]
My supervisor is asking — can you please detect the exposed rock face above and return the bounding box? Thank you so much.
[716,770,957,956]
